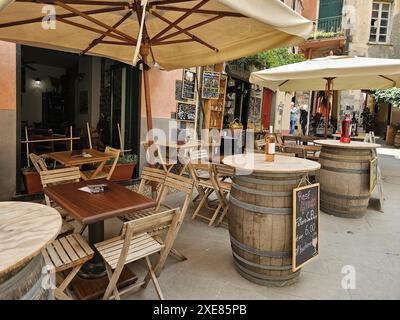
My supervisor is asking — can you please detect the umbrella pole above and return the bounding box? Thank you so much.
[324,78,334,139]
[140,44,153,141]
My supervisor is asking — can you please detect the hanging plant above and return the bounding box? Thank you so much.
[371,88,400,108]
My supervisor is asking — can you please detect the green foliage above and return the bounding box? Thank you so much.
[106,153,137,165]
[372,88,400,108]
[308,31,345,40]
[229,48,305,71]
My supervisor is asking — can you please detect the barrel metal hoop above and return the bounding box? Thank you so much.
[232,252,293,271]
[235,176,301,186]
[232,183,292,197]
[230,195,292,215]
[319,155,371,164]
[321,166,370,174]
[230,235,292,258]
[321,147,373,155]
[234,260,299,282]
[321,190,371,200]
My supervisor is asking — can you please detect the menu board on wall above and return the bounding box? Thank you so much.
[182,69,196,101]
[177,102,196,122]
[202,71,220,100]
[293,183,320,272]
[175,80,187,102]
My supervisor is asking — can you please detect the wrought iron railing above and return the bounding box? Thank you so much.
[311,15,344,39]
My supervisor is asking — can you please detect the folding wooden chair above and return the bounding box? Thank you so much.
[95,208,182,300]
[83,146,121,180]
[42,233,94,300]
[121,171,194,261]
[29,153,48,172]
[282,145,306,158]
[40,167,82,237]
[143,142,175,173]
[191,163,232,227]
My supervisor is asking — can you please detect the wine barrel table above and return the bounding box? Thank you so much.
[0,202,61,300]
[314,140,381,219]
[223,154,321,287]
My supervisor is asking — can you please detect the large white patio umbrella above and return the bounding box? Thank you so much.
[250,55,400,137]
[0,0,312,133]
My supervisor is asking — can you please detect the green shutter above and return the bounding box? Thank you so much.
[318,0,343,33]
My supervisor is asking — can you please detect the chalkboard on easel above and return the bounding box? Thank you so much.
[293,183,320,272]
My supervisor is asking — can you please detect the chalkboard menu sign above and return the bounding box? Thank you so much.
[182,69,196,101]
[177,102,196,122]
[175,80,187,102]
[370,158,378,193]
[293,183,320,272]
[202,71,220,99]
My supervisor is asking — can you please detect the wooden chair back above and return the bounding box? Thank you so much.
[189,148,209,164]
[275,133,284,146]
[40,167,81,206]
[105,146,121,180]
[214,163,235,178]
[283,146,305,158]
[138,167,167,203]
[118,209,182,270]
[29,153,48,172]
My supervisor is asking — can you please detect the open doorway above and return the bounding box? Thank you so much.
[18,46,141,194]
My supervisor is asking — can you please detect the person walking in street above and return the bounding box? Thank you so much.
[300,106,309,136]
[289,102,299,135]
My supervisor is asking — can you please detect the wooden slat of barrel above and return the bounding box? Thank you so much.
[0,255,53,300]
[319,147,372,218]
[394,131,400,148]
[229,173,303,287]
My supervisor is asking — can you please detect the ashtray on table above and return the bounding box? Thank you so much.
[87,184,108,194]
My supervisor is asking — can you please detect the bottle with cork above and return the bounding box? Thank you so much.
[265,125,276,162]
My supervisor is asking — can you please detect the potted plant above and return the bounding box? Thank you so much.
[21,166,43,194]
[103,153,137,181]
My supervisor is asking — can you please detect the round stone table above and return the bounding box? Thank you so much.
[223,153,321,287]
[0,202,62,299]
[314,140,381,218]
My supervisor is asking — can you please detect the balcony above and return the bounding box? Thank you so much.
[300,15,346,59]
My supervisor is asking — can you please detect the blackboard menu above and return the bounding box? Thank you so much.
[177,102,196,122]
[182,69,196,101]
[202,71,220,99]
[293,183,320,272]
[175,80,187,102]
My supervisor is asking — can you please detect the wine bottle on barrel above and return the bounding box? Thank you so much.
[266,126,276,162]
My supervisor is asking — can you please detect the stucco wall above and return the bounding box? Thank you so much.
[0,41,16,200]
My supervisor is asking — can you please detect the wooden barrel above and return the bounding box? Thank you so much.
[319,146,373,218]
[0,255,53,300]
[395,131,400,148]
[228,172,304,287]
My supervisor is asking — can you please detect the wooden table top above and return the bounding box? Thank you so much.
[223,153,321,174]
[332,133,380,141]
[155,141,202,149]
[314,140,381,149]
[0,202,62,277]
[45,149,113,166]
[43,179,156,225]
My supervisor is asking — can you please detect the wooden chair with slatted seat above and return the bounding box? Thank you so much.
[179,148,209,177]
[39,167,82,237]
[121,171,194,261]
[83,146,121,180]
[190,163,233,227]
[42,233,94,300]
[95,208,182,300]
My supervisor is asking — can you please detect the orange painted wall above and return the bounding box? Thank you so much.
[302,0,318,21]
[141,69,182,118]
[0,41,16,110]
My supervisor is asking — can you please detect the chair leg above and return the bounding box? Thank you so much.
[217,203,229,227]
[192,189,212,220]
[103,265,123,300]
[54,288,73,300]
[143,256,164,300]
[105,264,120,300]
[208,203,222,227]
[78,224,87,235]
[58,265,82,293]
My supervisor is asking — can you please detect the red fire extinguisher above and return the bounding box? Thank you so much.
[340,114,352,143]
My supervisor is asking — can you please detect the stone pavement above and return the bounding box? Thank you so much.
[101,154,400,300]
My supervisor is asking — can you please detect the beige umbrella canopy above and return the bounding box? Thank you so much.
[250,55,400,137]
[0,0,313,131]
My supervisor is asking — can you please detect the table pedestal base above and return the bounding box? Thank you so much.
[71,267,137,300]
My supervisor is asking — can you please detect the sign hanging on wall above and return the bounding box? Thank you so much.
[292,183,320,272]
[182,69,196,101]
[202,71,220,100]
[177,102,196,122]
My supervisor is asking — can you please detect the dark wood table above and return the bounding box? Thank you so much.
[43,179,156,299]
[45,149,113,180]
